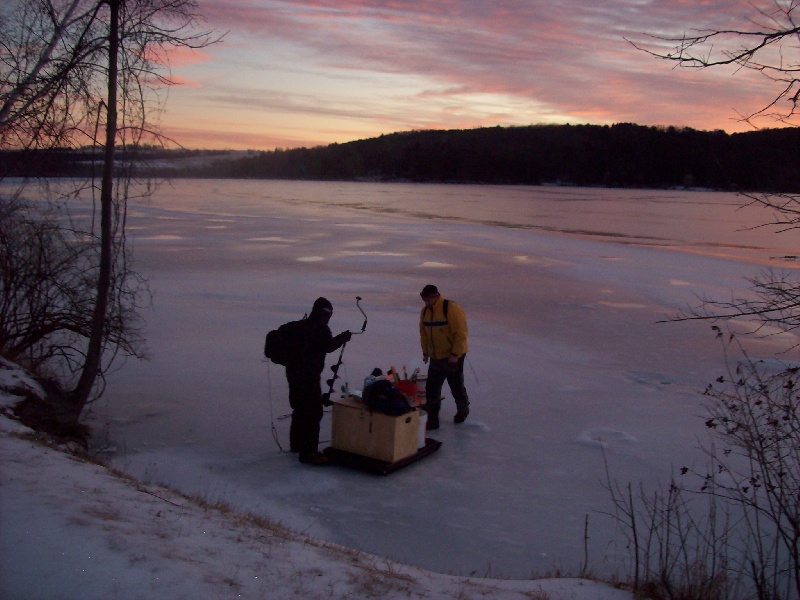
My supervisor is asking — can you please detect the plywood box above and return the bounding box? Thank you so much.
[331,396,419,463]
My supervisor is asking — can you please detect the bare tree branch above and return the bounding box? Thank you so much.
[0,0,217,422]
[628,0,800,127]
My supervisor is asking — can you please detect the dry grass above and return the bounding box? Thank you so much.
[8,419,628,600]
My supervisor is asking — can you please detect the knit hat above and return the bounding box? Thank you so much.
[312,296,333,315]
[420,284,439,298]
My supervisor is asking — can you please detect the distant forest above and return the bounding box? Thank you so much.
[3,123,800,192]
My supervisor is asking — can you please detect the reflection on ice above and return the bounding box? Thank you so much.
[596,301,648,309]
[246,236,296,242]
[87,179,799,579]
[727,319,800,349]
[575,428,640,449]
[418,261,454,268]
[340,251,409,257]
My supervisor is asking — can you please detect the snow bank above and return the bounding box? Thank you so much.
[0,360,631,599]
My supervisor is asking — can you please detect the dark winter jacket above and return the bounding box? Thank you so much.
[287,314,349,379]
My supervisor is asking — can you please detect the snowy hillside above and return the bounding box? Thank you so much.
[0,359,631,599]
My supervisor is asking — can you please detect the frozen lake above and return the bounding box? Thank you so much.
[49,180,798,579]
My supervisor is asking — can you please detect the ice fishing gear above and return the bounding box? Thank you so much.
[322,296,367,404]
[322,347,347,405]
[264,359,289,452]
[361,379,413,416]
[264,318,308,365]
[352,296,367,334]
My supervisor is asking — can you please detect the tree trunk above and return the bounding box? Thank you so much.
[69,0,119,415]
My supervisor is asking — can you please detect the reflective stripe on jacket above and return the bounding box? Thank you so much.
[419,296,468,360]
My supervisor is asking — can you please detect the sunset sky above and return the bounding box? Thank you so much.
[160,0,784,151]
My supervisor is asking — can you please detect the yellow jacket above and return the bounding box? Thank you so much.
[419,296,468,360]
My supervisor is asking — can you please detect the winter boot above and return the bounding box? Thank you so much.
[454,407,469,424]
[427,412,440,430]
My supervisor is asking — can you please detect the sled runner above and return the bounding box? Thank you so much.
[323,438,442,475]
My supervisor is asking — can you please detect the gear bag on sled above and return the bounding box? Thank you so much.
[362,379,413,416]
[264,319,308,366]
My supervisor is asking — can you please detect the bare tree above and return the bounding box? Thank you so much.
[0,0,215,427]
[630,0,800,346]
[68,0,120,413]
[0,193,146,369]
[0,197,96,367]
[601,5,800,598]
[702,332,800,600]
[630,0,800,128]
[605,331,800,599]
[1,0,102,149]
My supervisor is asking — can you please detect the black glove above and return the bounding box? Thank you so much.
[340,330,352,343]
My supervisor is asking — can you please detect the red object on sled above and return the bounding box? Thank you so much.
[395,380,417,402]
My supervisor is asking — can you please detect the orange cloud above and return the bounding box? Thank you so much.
[161,0,794,149]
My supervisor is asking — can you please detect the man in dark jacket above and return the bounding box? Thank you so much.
[286,297,351,466]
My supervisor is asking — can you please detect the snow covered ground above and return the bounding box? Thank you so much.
[0,362,631,599]
[1,179,797,598]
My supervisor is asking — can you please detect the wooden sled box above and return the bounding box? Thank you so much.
[330,396,419,463]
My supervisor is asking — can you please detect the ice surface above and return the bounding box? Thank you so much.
[57,179,796,579]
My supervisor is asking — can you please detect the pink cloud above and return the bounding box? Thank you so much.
[178,0,793,148]
[167,47,215,68]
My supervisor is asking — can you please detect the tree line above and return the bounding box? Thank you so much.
[217,123,799,192]
[5,122,798,193]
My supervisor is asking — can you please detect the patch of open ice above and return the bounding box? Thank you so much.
[727,319,800,346]
[756,357,800,374]
[624,371,676,387]
[341,251,409,257]
[597,302,648,310]
[460,421,491,433]
[513,255,570,267]
[297,256,325,262]
[343,240,381,247]
[575,428,639,449]
[557,385,583,392]
[247,236,296,243]
[418,261,454,268]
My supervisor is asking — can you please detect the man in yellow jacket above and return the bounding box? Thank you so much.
[419,284,470,430]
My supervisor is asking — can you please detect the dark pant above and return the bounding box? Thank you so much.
[286,368,324,460]
[425,356,469,418]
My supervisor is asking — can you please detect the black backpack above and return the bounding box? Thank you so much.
[264,319,308,366]
[421,298,451,321]
[362,379,413,416]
